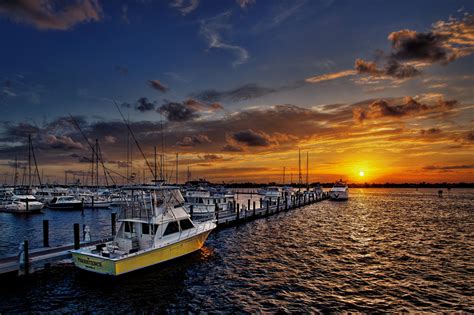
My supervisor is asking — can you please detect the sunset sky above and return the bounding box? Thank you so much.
[0,0,473,184]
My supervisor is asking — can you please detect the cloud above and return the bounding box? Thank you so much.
[306,14,474,84]
[148,80,169,93]
[230,129,272,147]
[420,128,442,135]
[191,83,277,102]
[121,4,129,24]
[200,11,249,66]
[170,0,199,16]
[44,135,84,150]
[353,97,457,123]
[305,70,357,83]
[200,154,223,161]
[236,0,255,8]
[135,97,156,112]
[0,0,103,30]
[158,98,223,122]
[423,164,474,171]
[222,143,244,152]
[114,65,128,76]
[176,134,211,147]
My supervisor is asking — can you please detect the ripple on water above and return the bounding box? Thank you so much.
[0,188,473,313]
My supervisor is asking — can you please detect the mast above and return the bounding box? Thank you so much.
[306,151,309,187]
[28,134,32,188]
[13,156,18,187]
[95,139,99,188]
[282,166,286,185]
[154,146,158,182]
[298,148,302,189]
[160,117,165,181]
[176,152,179,185]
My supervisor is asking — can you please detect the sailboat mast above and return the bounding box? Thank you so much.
[298,148,302,188]
[283,166,286,185]
[28,134,32,188]
[176,152,179,185]
[306,151,309,187]
[95,139,99,188]
[13,156,18,187]
[154,146,158,183]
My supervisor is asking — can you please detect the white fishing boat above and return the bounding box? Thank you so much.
[71,185,216,276]
[329,180,349,200]
[3,195,44,213]
[48,195,84,210]
[183,186,235,220]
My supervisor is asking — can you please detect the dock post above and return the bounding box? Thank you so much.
[43,220,49,247]
[215,203,219,221]
[247,199,251,215]
[237,203,240,221]
[277,197,280,213]
[111,212,117,236]
[266,200,269,216]
[74,223,80,250]
[260,198,263,208]
[233,200,236,213]
[91,196,94,208]
[23,240,29,275]
[253,201,256,217]
[190,205,194,216]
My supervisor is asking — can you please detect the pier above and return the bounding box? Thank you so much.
[0,191,329,276]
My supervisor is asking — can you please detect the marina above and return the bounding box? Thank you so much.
[1,0,473,312]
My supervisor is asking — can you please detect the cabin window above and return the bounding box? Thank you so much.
[142,223,150,234]
[180,219,194,231]
[124,222,134,233]
[198,198,203,204]
[163,221,179,236]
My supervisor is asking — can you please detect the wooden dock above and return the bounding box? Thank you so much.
[0,192,328,276]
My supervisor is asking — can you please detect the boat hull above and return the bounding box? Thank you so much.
[329,191,349,200]
[48,202,83,210]
[71,230,211,276]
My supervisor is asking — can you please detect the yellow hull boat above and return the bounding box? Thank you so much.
[72,230,211,276]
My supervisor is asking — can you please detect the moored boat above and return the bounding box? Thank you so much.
[48,195,84,210]
[71,185,216,276]
[329,180,349,200]
[2,195,44,213]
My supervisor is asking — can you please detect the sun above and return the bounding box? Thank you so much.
[359,170,365,177]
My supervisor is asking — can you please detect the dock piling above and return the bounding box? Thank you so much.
[111,213,116,236]
[277,197,280,213]
[73,223,80,250]
[253,201,256,217]
[266,200,269,216]
[43,220,49,247]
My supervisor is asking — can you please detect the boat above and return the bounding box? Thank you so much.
[34,187,69,204]
[2,195,44,213]
[329,180,349,200]
[48,195,84,210]
[313,183,324,198]
[183,185,235,220]
[258,186,282,204]
[80,194,111,209]
[71,185,216,276]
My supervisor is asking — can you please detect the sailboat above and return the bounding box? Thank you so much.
[71,185,216,275]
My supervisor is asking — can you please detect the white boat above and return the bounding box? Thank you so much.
[48,195,84,210]
[34,187,69,204]
[3,195,44,213]
[258,186,282,204]
[71,185,216,276]
[329,180,349,200]
[183,186,235,220]
[79,194,111,209]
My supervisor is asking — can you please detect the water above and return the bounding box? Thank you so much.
[0,188,473,313]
